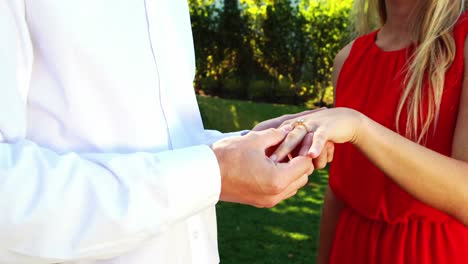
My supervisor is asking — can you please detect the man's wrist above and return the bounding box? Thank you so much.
[211,141,226,181]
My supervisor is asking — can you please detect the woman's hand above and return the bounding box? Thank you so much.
[251,108,326,132]
[270,107,364,162]
[285,131,335,170]
[252,107,334,169]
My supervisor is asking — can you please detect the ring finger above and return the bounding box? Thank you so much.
[271,122,309,162]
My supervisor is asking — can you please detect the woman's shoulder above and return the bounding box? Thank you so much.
[332,40,354,89]
[456,11,468,26]
[334,41,354,71]
[454,11,468,35]
[450,11,468,67]
[332,31,377,84]
[334,30,379,64]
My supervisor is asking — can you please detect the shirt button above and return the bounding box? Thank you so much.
[193,230,199,240]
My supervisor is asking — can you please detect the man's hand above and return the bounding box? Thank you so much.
[212,128,314,208]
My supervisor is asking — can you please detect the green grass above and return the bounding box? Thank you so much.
[198,96,328,264]
[197,96,308,133]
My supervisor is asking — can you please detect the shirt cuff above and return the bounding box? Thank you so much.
[156,145,221,223]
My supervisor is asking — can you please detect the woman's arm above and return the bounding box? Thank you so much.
[316,42,352,264]
[353,82,468,224]
[317,186,345,264]
[351,36,468,224]
[272,37,468,226]
[452,45,468,163]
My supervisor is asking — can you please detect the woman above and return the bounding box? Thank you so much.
[270,0,468,263]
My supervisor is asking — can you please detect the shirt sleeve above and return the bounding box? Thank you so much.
[0,1,221,262]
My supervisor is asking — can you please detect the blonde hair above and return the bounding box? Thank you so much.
[353,0,466,143]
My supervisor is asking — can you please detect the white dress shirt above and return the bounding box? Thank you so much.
[0,0,241,263]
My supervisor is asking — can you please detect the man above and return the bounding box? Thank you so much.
[0,0,316,263]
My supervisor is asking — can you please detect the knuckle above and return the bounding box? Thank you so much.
[246,131,259,140]
[262,197,280,208]
[313,160,322,169]
[301,175,309,186]
[251,196,267,208]
[317,161,327,169]
[270,184,284,195]
[319,155,328,167]
[252,201,265,208]
[314,130,325,138]
[266,165,278,177]
[327,151,334,161]
[280,121,290,128]
[314,131,327,143]
[266,179,285,195]
[286,131,302,141]
[265,128,279,136]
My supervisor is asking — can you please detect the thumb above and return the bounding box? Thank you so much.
[276,156,314,182]
[255,127,291,148]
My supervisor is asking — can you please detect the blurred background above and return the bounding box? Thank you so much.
[191,0,352,106]
[190,0,353,263]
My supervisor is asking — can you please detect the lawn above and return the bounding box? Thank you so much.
[198,96,329,264]
[197,96,308,133]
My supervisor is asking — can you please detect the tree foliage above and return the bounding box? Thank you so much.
[189,0,352,106]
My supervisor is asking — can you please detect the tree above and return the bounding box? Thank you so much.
[300,0,352,106]
[189,0,353,106]
[189,0,220,93]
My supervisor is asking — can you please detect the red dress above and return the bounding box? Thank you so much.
[329,14,468,264]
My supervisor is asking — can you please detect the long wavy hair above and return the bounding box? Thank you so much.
[353,0,466,143]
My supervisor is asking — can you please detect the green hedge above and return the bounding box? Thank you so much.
[190,0,353,106]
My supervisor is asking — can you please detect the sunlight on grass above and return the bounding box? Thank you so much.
[198,96,308,132]
[266,226,311,241]
[301,196,325,205]
[229,105,240,129]
[270,205,319,216]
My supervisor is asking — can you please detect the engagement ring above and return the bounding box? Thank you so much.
[293,118,309,132]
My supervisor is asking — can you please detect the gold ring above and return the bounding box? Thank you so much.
[293,118,309,132]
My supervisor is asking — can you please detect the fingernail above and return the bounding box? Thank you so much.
[281,124,293,133]
[270,154,278,162]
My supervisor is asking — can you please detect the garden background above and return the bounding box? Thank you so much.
[191,1,353,263]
